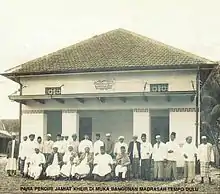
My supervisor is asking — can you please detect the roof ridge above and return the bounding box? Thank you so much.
[118,28,214,63]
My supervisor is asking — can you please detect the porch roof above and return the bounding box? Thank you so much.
[9,90,196,104]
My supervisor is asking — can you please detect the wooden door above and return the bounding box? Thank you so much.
[79,117,92,141]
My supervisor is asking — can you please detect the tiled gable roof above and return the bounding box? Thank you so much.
[3,28,216,75]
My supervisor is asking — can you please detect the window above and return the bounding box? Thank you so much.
[150,83,168,92]
[45,87,61,95]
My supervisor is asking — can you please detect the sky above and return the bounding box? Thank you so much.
[0,0,220,119]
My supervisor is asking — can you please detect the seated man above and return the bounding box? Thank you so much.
[28,145,46,180]
[60,145,78,179]
[93,146,113,182]
[115,146,130,181]
[75,146,94,180]
[46,145,63,180]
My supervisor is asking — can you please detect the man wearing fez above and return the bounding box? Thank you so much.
[128,135,141,179]
[152,135,167,181]
[166,132,179,181]
[6,132,19,176]
[198,136,214,184]
[140,133,153,181]
[182,136,198,183]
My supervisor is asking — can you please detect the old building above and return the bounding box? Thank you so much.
[1,29,217,146]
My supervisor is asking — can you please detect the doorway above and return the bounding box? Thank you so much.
[79,117,92,141]
[45,111,62,141]
[150,109,169,144]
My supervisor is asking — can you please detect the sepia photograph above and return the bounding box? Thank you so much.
[0,0,220,193]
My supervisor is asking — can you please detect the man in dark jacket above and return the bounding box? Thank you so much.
[128,135,141,179]
[6,132,19,176]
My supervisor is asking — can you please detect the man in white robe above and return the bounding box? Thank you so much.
[62,134,70,153]
[43,134,54,161]
[93,146,113,181]
[114,136,128,156]
[198,136,214,184]
[152,135,167,181]
[46,145,63,180]
[28,145,46,180]
[23,134,38,177]
[75,146,94,180]
[6,132,19,176]
[18,135,28,176]
[115,146,130,181]
[78,134,93,154]
[53,134,65,155]
[182,136,198,183]
[94,134,104,156]
[166,132,179,180]
[60,145,78,179]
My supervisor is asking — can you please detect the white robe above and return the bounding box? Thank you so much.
[18,140,28,160]
[46,153,61,177]
[166,140,180,161]
[114,142,128,155]
[53,141,65,154]
[60,152,78,177]
[92,153,113,176]
[28,152,45,179]
[23,140,38,174]
[152,142,167,161]
[6,140,17,171]
[198,143,214,162]
[75,154,91,176]
[43,140,54,154]
[78,139,93,153]
[94,140,104,155]
[182,143,198,162]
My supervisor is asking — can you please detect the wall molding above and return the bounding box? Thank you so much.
[62,109,77,113]
[133,108,149,112]
[169,108,196,112]
[22,110,44,114]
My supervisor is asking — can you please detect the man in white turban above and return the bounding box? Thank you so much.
[114,136,128,156]
[28,145,46,180]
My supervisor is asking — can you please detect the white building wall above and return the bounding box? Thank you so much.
[169,108,196,145]
[20,70,197,95]
[62,110,79,137]
[21,110,47,140]
[133,109,150,141]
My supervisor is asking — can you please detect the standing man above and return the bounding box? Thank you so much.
[198,136,214,184]
[5,132,19,176]
[140,133,152,181]
[78,134,93,154]
[18,135,28,176]
[23,134,38,177]
[114,136,128,156]
[104,133,114,158]
[69,134,79,154]
[166,132,179,181]
[37,136,44,152]
[94,134,104,156]
[43,134,54,161]
[152,135,167,181]
[182,136,198,183]
[53,134,65,155]
[128,135,141,179]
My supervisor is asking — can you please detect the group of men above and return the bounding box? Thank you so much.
[6,131,215,184]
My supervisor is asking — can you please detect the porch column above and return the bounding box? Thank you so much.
[169,108,196,145]
[62,110,79,137]
[133,108,150,141]
[21,110,47,140]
